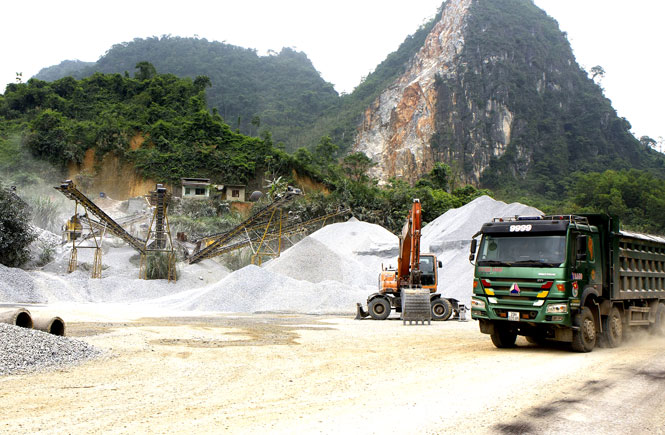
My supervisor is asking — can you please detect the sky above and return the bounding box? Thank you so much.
[1,0,663,142]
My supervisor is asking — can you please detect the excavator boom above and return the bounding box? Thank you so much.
[397,199,422,286]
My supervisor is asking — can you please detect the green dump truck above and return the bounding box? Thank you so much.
[469,214,665,352]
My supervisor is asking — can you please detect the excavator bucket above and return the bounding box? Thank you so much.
[355,303,369,320]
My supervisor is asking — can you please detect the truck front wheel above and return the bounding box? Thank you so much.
[490,323,517,348]
[368,297,391,320]
[572,307,596,352]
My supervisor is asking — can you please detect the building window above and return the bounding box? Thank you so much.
[195,188,206,196]
[185,187,191,195]
[232,189,240,198]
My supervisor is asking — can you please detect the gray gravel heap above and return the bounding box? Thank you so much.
[0,323,102,376]
[0,264,42,303]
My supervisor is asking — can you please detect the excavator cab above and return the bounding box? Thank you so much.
[419,254,437,287]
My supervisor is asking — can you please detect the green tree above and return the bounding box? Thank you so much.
[0,188,36,267]
[417,163,450,191]
[342,152,375,182]
[251,115,261,136]
[314,136,338,165]
[589,65,605,81]
[640,135,657,150]
[193,75,212,92]
[134,61,157,81]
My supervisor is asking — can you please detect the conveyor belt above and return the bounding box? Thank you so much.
[75,212,147,243]
[187,187,303,264]
[55,180,146,253]
[194,208,351,260]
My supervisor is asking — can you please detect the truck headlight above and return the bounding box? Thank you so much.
[546,303,568,314]
[471,298,486,310]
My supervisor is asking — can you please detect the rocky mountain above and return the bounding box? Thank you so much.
[353,0,660,196]
[354,0,471,184]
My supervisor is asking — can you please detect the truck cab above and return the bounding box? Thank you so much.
[469,215,604,350]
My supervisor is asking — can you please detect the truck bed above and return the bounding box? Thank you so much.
[614,230,665,299]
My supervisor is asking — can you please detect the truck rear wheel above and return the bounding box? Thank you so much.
[431,298,453,321]
[650,303,665,336]
[368,297,391,320]
[572,307,596,352]
[601,306,623,348]
[490,323,517,348]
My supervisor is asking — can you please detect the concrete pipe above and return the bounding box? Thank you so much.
[33,316,66,336]
[0,308,33,328]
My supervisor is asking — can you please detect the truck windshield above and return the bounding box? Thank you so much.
[477,235,566,267]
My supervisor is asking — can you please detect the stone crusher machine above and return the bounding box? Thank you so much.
[356,199,459,322]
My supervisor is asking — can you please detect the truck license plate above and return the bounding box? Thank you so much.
[508,311,519,322]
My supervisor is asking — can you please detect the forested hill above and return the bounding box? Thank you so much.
[0,70,276,186]
[35,37,339,149]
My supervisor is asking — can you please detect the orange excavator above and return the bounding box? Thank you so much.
[356,199,456,321]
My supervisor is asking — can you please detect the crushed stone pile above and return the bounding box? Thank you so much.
[422,195,542,304]
[265,236,375,287]
[1,245,230,305]
[0,264,42,303]
[309,217,399,270]
[0,323,102,376]
[164,265,369,314]
[158,219,399,314]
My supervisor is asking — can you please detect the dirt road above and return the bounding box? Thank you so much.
[1,311,664,434]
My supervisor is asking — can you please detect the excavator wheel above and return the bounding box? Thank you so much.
[368,297,391,320]
[431,298,453,321]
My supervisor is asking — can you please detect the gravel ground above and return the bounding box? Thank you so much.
[1,313,664,433]
[0,323,102,376]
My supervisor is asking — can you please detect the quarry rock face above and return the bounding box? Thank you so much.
[353,0,639,188]
[354,0,474,184]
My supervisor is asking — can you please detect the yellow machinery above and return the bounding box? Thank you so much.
[64,214,83,242]
[64,204,103,278]
[187,186,303,264]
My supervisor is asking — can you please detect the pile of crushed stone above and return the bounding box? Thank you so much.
[164,265,368,314]
[0,323,102,376]
[265,236,376,287]
[0,264,42,303]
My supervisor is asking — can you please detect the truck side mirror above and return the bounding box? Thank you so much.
[438,261,442,268]
[469,239,478,263]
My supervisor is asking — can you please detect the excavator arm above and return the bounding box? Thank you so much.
[397,199,422,286]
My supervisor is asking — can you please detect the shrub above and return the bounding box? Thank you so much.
[0,187,36,267]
